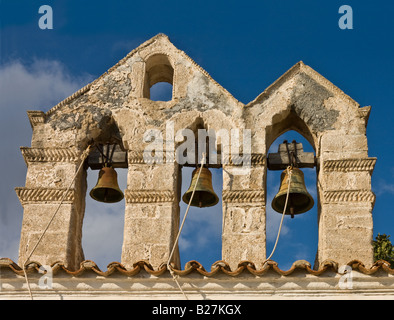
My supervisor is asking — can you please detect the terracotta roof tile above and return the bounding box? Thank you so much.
[1,258,393,277]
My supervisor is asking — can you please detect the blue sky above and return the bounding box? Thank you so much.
[1,0,394,270]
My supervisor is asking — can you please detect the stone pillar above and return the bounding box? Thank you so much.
[221,155,266,270]
[15,147,86,270]
[121,154,181,269]
[316,133,376,268]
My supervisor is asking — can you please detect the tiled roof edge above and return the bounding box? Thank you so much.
[1,258,393,277]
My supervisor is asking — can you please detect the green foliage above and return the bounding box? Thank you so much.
[373,233,394,268]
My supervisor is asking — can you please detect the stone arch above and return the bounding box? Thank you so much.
[265,129,318,268]
[167,111,243,267]
[265,109,317,153]
[263,109,320,268]
[80,114,127,267]
[17,101,132,270]
[142,53,174,100]
[175,115,224,267]
[241,62,376,268]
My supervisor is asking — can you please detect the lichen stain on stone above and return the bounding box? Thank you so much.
[164,72,234,118]
[290,72,339,132]
[49,104,112,132]
[96,76,131,106]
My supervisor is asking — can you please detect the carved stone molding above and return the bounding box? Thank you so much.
[128,151,176,165]
[27,111,46,128]
[128,151,266,167]
[128,151,146,164]
[15,187,75,205]
[124,190,176,203]
[222,154,266,166]
[323,189,376,203]
[358,106,371,126]
[323,158,377,173]
[20,147,80,165]
[222,190,265,203]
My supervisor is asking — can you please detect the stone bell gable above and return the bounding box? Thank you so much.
[15,33,376,274]
[244,62,376,269]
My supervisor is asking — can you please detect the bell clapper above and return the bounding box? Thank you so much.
[290,206,295,219]
[104,188,108,202]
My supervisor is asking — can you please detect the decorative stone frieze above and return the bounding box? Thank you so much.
[124,190,176,203]
[15,187,75,205]
[323,158,377,172]
[222,190,265,203]
[128,151,175,165]
[27,110,46,128]
[221,154,266,166]
[128,152,266,166]
[323,189,376,203]
[20,147,80,165]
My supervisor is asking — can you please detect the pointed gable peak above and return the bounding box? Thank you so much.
[249,60,360,109]
[45,34,241,117]
[45,33,243,117]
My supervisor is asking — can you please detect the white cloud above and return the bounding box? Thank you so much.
[374,179,394,196]
[0,59,93,262]
[178,200,223,262]
[0,59,92,111]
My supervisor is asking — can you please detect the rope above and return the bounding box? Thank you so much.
[263,166,293,267]
[166,153,207,300]
[22,144,92,300]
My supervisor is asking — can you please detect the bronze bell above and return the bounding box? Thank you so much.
[271,167,314,218]
[182,167,219,208]
[90,166,124,203]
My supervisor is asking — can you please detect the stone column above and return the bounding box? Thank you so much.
[316,133,376,268]
[121,153,181,269]
[221,155,266,270]
[15,147,87,270]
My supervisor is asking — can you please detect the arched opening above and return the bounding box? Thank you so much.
[82,167,127,270]
[266,130,318,270]
[81,139,128,270]
[143,54,174,101]
[178,166,223,269]
[174,118,223,269]
[149,82,173,101]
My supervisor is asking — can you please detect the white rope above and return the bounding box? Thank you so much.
[167,153,207,300]
[22,264,33,300]
[22,144,92,300]
[263,166,293,267]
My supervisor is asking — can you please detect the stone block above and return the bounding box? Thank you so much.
[320,133,368,159]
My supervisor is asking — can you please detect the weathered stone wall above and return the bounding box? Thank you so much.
[16,34,376,271]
